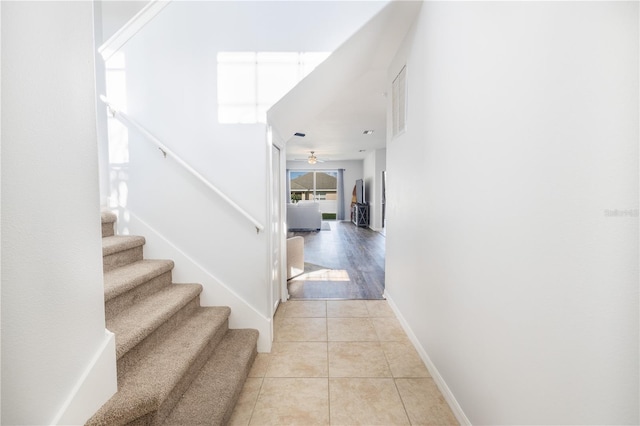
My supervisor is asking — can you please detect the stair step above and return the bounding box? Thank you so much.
[101,210,117,238]
[104,259,175,319]
[164,329,259,426]
[108,283,203,361]
[102,235,146,272]
[87,307,231,426]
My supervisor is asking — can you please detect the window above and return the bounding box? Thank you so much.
[105,52,129,164]
[217,52,330,124]
[289,171,338,215]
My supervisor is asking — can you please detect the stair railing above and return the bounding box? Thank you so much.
[101,96,264,234]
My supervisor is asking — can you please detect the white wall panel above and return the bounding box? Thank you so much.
[386,2,639,424]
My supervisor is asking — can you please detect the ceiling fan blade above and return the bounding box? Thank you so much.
[291,159,325,162]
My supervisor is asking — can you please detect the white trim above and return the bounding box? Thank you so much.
[51,330,117,425]
[114,206,273,352]
[384,291,472,426]
[391,64,408,139]
[267,131,277,319]
[270,126,290,303]
[98,0,171,62]
[102,97,265,233]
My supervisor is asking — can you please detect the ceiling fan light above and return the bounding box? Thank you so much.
[308,151,318,164]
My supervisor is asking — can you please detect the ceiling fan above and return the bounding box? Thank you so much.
[292,151,325,164]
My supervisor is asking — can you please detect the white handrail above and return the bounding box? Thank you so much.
[101,96,264,233]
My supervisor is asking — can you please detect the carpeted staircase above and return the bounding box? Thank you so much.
[87,210,258,426]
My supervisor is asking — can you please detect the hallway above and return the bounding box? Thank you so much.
[288,222,386,299]
[228,300,458,425]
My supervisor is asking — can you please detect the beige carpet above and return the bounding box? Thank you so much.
[87,210,258,425]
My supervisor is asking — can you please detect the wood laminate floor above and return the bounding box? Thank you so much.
[288,221,385,300]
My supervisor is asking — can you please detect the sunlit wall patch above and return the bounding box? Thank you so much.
[217,51,330,124]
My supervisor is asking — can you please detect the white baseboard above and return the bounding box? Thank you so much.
[114,206,273,353]
[384,291,471,426]
[52,330,117,425]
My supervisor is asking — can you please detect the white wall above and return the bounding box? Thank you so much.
[101,0,148,42]
[94,1,110,207]
[105,2,384,349]
[386,2,639,425]
[1,2,117,424]
[363,148,386,230]
[286,160,364,219]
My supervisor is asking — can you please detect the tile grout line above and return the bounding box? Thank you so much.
[245,301,285,425]
[392,377,413,426]
[324,301,332,425]
[240,300,457,425]
[374,305,413,424]
[245,376,263,426]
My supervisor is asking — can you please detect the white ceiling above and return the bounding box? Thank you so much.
[101,0,421,163]
[268,1,422,162]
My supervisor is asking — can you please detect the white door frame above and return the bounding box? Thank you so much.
[268,127,288,323]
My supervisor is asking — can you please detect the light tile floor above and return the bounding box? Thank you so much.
[229,300,459,425]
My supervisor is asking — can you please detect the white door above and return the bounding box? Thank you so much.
[270,144,283,314]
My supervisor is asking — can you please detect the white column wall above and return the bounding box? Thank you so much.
[94,0,110,207]
[363,148,386,230]
[1,2,117,424]
[385,2,638,424]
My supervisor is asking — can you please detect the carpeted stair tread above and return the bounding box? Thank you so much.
[108,283,203,359]
[102,235,146,256]
[101,210,117,238]
[87,307,231,426]
[164,329,259,426]
[104,259,175,302]
[101,209,117,224]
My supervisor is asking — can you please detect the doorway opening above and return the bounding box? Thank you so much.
[286,176,385,299]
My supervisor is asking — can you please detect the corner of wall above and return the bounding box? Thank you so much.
[52,330,117,425]
[384,291,471,426]
[114,206,273,352]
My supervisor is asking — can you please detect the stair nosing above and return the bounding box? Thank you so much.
[108,283,203,359]
[94,214,258,426]
[164,328,259,425]
[88,307,231,426]
[101,210,117,224]
[102,235,146,256]
[104,259,175,302]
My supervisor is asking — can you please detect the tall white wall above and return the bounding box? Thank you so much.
[101,0,148,42]
[385,2,639,424]
[1,2,117,424]
[94,1,110,207]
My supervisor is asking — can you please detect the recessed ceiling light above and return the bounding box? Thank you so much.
[294,132,306,137]
[363,130,374,135]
